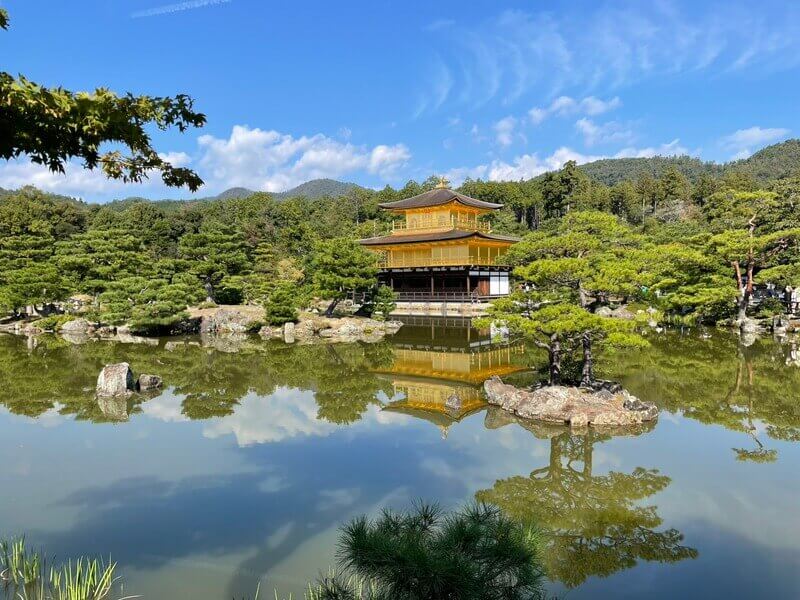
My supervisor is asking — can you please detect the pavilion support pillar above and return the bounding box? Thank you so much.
[431,275,435,296]
[466,273,471,295]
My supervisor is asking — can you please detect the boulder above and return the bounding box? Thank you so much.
[610,306,635,320]
[595,306,613,317]
[200,308,260,334]
[740,318,760,333]
[164,341,185,351]
[138,374,163,392]
[96,363,135,397]
[60,318,92,334]
[483,376,658,428]
[283,322,296,344]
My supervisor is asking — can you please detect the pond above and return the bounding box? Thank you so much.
[1,320,799,598]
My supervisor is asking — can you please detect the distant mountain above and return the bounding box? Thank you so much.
[207,179,361,202]
[214,186,255,201]
[578,139,800,185]
[272,178,362,200]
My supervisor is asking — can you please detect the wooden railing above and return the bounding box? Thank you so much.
[376,255,507,268]
[392,216,492,234]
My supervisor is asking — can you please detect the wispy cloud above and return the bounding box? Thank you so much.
[528,95,621,125]
[719,126,790,159]
[492,116,518,146]
[415,2,800,115]
[132,0,231,19]
[575,118,635,147]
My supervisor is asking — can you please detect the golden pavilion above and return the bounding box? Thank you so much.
[359,182,519,300]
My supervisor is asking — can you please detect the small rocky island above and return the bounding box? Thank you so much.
[483,376,658,428]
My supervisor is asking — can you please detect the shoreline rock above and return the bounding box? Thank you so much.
[483,376,658,428]
[259,314,402,344]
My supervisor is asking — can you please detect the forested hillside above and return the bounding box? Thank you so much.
[578,139,799,185]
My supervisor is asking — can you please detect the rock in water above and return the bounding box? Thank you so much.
[97,363,135,397]
[138,374,163,391]
[283,322,296,344]
[483,376,658,428]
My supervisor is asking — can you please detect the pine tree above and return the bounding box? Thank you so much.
[264,283,298,326]
[178,224,250,302]
[311,238,378,316]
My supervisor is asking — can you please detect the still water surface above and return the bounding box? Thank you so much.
[1,320,799,598]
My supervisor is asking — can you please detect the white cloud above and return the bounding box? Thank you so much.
[580,96,622,116]
[493,116,517,146]
[197,125,410,192]
[614,139,691,158]
[575,118,636,147]
[446,146,604,184]
[527,107,548,125]
[0,125,411,201]
[132,0,231,19]
[719,126,790,159]
[203,388,335,446]
[527,95,621,126]
[446,140,695,184]
[157,151,192,167]
[0,157,156,198]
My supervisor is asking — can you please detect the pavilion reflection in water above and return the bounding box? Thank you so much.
[375,317,528,436]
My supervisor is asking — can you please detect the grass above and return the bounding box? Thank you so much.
[0,537,136,600]
[1,536,42,588]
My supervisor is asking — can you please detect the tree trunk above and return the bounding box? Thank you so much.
[548,334,562,386]
[204,280,215,304]
[578,287,589,309]
[581,332,594,387]
[325,298,340,317]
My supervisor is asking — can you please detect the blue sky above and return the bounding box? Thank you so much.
[1,0,798,202]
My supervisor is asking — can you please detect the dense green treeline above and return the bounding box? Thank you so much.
[1,149,800,330]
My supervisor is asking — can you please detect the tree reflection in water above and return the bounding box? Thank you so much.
[476,414,698,588]
[608,330,800,462]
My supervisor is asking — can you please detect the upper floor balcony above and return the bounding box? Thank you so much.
[391,215,492,235]
[375,254,508,269]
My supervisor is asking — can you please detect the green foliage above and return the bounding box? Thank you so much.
[0,9,204,191]
[754,296,785,318]
[0,536,127,600]
[311,238,378,315]
[315,502,545,600]
[32,314,74,331]
[264,284,298,326]
[369,285,396,320]
[178,224,250,302]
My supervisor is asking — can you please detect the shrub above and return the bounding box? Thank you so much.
[31,314,73,331]
[265,284,298,326]
[312,502,545,600]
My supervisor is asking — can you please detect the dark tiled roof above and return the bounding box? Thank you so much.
[377,188,503,210]
[359,230,520,246]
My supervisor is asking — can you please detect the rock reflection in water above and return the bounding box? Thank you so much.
[477,411,698,588]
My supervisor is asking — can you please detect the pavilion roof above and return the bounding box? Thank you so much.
[359,229,520,246]
[377,188,503,211]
